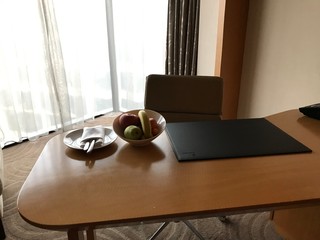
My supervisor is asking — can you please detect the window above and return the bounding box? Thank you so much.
[0,0,168,145]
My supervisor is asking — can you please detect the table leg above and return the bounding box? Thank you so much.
[67,229,85,240]
[86,227,96,240]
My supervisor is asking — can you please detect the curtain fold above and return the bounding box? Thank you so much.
[165,0,200,75]
[0,0,65,144]
[40,0,74,131]
[0,0,167,146]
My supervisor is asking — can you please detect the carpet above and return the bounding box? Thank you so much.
[2,115,283,240]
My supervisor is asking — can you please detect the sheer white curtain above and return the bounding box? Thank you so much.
[112,1,168,110]
[0,0,167,146]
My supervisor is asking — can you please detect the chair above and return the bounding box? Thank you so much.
[144,74,224,240]
[145,74,223,123]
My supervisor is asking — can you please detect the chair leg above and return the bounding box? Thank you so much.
[0,219,5,239]
[147,222,169,240]
[183,220,205,240]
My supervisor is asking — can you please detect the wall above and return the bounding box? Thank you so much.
[238,0,320,118]
[197,0,219,75]
[199,0,320,119]
[198,0,249,119]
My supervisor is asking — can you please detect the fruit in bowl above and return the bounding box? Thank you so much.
[113,109,166,146]
[118,113,140,130]
[124,125,142,140]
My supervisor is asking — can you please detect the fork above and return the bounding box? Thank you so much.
[83,141,90,151]
[86,140,96,153]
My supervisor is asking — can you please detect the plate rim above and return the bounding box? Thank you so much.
[63,127,117,150]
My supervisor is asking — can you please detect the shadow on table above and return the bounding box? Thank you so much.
[116,142,165,170]
[65,142,119,168]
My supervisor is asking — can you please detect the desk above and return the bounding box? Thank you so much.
[17,110,320,239]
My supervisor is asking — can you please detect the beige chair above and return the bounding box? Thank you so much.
[144,74,224,240]
[145,74,223,122]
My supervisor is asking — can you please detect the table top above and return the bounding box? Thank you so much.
[17,109,320,231]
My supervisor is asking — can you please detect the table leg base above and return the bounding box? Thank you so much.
[67,228,96,240]
[148,220,205,240]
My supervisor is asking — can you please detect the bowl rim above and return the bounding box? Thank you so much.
[112,109,166,144]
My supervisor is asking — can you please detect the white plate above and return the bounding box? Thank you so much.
[63,127,117,150]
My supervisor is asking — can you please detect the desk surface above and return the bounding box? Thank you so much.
[17,110,320,231]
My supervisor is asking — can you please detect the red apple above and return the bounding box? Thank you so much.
[119,113,140,130]
[149,118,160,136]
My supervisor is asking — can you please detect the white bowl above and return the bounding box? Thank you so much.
[113,109,166,146]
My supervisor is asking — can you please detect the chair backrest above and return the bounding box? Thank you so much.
[144,74,223,123]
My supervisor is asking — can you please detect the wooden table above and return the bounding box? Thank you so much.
[17,110,320,239]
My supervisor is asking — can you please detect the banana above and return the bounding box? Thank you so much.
[138,110,153,138]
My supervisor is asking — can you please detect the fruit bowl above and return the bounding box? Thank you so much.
[113,109,166,146]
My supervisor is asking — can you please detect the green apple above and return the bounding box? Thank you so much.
[124,125,142,140]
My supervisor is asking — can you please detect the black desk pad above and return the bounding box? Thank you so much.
[165,118,312,162]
